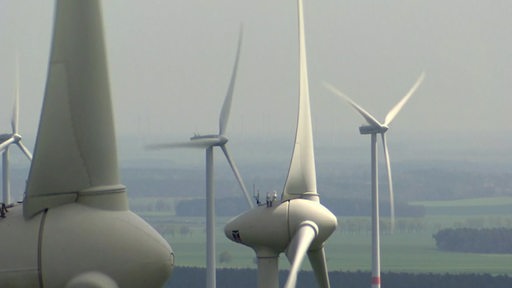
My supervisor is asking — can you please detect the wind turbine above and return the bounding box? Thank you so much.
[324,72,425,288]
[225,1,337,287]
[0,1,173,286]
[0,58,32,207]
[147,27,253,288]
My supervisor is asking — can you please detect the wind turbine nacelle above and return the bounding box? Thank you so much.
[359,125,388,135]
[41,204,174,287]
[189,135,228,146]
[0,204,174,287]
[225,201,289,256]
[224,199,337,257]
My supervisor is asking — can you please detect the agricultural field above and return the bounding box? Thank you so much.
[412,197,512,216]
[132,196,512,276]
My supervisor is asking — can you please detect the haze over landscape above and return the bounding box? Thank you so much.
[2,0,511,218]
[1,2,511,286]
[1,0,511,167]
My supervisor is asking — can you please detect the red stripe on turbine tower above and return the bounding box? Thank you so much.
[372,276,381,285]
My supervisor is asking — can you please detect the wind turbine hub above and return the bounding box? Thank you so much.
[217,135,229,145]
[13,134,22,142]
[288,199,337,248]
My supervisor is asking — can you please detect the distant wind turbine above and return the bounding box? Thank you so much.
[0,57,32,207]
[324,72,425,288]
[147,27,253,288]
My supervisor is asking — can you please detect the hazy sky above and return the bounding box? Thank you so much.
[1,0,511,164]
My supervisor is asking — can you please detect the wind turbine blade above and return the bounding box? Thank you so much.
[219,26,243,136]
[384,72,425,126]
[323,81,382,128]
[308,247,331,288]
[284,221,318,288]
[17,142,33,161]
[298,0,309,110]
[220,144,254,208]
[381,133,395,233]
[12,53,20,134]
[24,0,125,218]
[282,0,318,202]
[146,139,215,150]
[0,137,16,153]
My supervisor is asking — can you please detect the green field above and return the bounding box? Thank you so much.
[167,230,512,275]
[133,196,512,275]
[412,197,512,216]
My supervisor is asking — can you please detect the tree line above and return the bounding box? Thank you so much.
[322,197,425,217]
[165,267,512,288]
[174,197,425,217]
[433,227,512,253]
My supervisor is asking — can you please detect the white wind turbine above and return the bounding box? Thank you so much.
[225,1,337,287]
[324,72,425,288]
[148,28,253,288]
[0,59,33,207]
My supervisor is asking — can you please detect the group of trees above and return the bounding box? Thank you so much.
[120,161,512,201]
[433,228,512,253]
[165,267,512,288]
[175,198,247,217]
[341,218,426,234]
[322,197,425,217]
[152,224,192,238]
[174,197,426,217]
[131,198,173,212]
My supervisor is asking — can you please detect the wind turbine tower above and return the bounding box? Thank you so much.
[324,73,424,288]
[148,28,253,288]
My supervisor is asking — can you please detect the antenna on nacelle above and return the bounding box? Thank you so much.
[253,184,261,206]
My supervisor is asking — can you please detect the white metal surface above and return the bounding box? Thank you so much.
[0,1,174,286]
